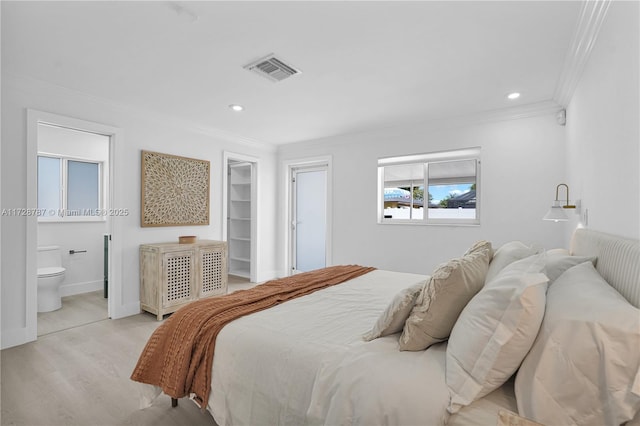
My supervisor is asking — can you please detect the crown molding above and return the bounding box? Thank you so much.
[279,99,563,151]
[6,71,563,153]
[553,0,612,107]
[4,72,276,153]
[444,100,563,128]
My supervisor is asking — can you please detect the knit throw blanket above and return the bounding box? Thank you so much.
[130,264,375,407]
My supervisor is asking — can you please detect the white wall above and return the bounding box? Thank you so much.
[1,74,278,349]
[38,223,107,296]
[277,113,567,277]
[566,0,639,242]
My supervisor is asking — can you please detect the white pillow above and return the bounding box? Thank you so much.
[446,254,548,414]
[515,261,640,425]
[362,282,424,341]
[543,251,596,284]
[485,241,540,283]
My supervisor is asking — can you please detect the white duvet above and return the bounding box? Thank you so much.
[207,269,453,426]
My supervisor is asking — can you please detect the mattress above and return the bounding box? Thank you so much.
[206,269,517,425]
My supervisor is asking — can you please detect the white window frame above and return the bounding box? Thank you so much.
[378,147,481,226]
[37,153,105,222]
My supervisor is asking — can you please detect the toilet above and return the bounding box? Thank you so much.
[37,246,66,312]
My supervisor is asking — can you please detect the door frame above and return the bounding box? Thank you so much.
[283,156,332,276]
[26,109,123,341]
[222,151,258,283]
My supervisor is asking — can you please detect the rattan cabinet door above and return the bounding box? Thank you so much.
[198,244,228,298]
[162,249,196,308]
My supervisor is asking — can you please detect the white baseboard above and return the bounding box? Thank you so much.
[60,280,103,297]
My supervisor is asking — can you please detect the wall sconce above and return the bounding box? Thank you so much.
[543,183,578,222]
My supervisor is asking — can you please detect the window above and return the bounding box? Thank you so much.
[378,147,480,225]
[38,155,103,221]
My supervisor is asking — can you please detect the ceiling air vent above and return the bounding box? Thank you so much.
[243,54,300,82]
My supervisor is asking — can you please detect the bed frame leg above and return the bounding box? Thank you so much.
[171,398,178,407]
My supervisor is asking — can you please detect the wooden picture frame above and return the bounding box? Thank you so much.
[141,150,210,227]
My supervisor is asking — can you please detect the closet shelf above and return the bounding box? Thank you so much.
[229,161,253,281]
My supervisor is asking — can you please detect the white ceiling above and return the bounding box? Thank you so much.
[2,1,581,146]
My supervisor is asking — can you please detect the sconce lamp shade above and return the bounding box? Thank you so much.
[543,183,576,222]
[543,205,569,222]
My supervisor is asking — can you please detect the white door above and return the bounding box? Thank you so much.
[292,166,327,273]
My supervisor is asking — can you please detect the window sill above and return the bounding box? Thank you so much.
[378,220,480,227]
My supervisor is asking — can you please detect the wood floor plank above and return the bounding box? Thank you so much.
[1,278,256,425]
[37,290,108,336]
[2,314,218,426]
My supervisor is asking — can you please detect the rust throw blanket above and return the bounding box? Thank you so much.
[130,264,375,406]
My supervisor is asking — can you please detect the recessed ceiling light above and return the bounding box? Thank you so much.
[229,104,244,112]
[507,92,521,100]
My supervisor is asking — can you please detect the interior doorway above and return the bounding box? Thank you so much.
[223,152,258,283]
[26,110,122,341]
[36,123,110,335]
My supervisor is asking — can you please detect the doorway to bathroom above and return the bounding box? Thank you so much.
[31,113,117,337]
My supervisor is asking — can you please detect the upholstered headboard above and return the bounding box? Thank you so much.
[570,228,640,308]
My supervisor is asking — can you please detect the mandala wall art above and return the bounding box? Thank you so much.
[141,150,210,227]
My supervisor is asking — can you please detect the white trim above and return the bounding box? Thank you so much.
[10,72,275,152]
[112,301,142,319]
[26,111,39,344]
[107,124,125,319]
[59,280,103,297]
[378,149,481,226]
[258,270,279,282]
[470,100,563,124]
[554,0,612,107]
[283,156,333,276]
[278,101,562,151]
[378,146,481,167]
[0,0,3,351]
[26,110,124,342]
[222,151,259,283]
[1,328,31,351]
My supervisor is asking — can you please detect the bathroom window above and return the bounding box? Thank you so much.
[378,147,480,225]
[38,155,103,221]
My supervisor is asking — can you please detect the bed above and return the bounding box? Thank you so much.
[133,228,640,425]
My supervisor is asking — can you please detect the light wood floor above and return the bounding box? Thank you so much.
[38,290,109,336]
[1,277,254,426]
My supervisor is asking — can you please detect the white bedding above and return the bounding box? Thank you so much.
[207,269,455,426]
[134,229,634,425]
